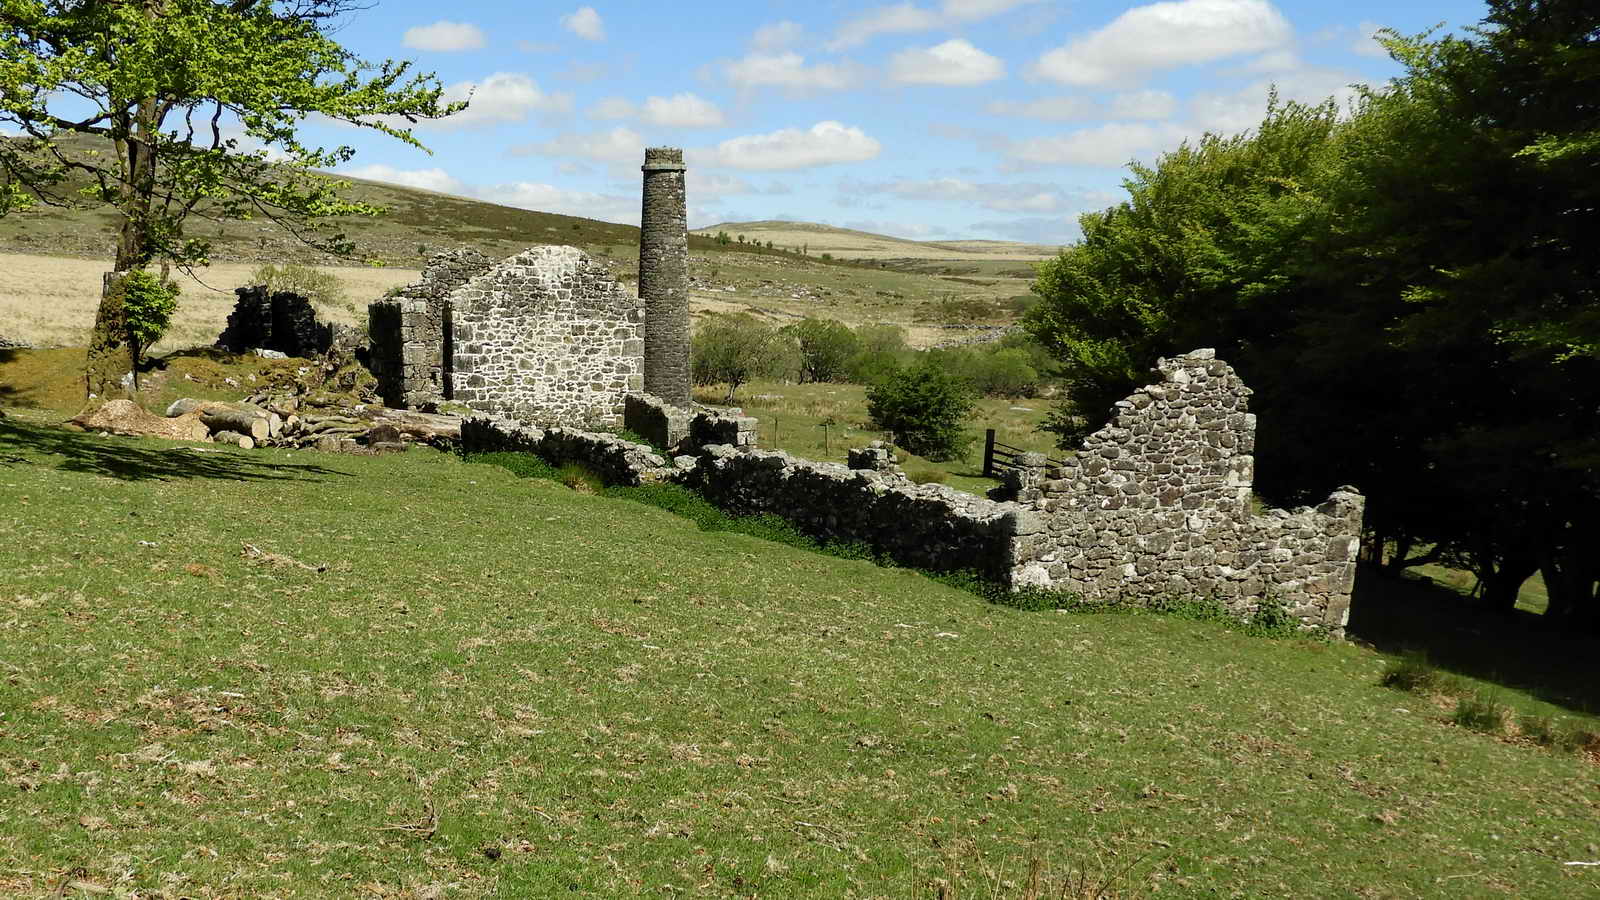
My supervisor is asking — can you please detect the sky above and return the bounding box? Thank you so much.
[161,1,1511,244]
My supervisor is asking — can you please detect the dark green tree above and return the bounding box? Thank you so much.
[787,317,860,383]
[866,362,976,462]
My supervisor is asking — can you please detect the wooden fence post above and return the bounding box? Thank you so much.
[982,428,996,478]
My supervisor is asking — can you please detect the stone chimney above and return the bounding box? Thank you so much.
[639,147,690,406]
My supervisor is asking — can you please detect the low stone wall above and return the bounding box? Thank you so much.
[461,416,672,487]
[460,349,1364,636]
[681,444,1022,576]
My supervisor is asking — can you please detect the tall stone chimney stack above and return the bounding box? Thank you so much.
[639,147,690,406]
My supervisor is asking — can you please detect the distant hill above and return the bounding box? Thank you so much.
[694,220,1061,261]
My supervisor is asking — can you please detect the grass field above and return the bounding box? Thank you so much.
[1,415,1597,897]
[692,221,1058,262]
[0,253,418,353]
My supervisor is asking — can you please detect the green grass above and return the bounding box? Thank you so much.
[700,379,1061,495]
[3,419,1599,896]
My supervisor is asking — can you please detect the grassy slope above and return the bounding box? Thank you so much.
[1,417,1597,897]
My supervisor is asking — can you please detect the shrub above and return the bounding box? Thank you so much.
[788,318,861,383]
[1452,690,1508,734]
[691,313,798,404]
[120,268,180,365]
[465,452,559,481]
[249,263,350,314]
[866,362,976,462]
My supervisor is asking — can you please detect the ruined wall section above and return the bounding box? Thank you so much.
[1010,349,1363,634]
[368,248,495,409]
[682,445,1023,577]
[450,246,643,429]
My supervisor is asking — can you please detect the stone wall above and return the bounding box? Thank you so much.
[217,286,332,357]
[1008,350,1363,633]
[450,246,644,429]
[460,349,1363,636]
[681,445,1022,576]
[461,415,673,487]
[368,248,495,409]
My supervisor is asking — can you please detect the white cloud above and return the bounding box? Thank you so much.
[839,177,1116,215]
[689,172,760,200]
[1032,0,1293,86]
[723,52,860,92]
[1005,122,1188,168]
[359,73,569,130]
[343,164,466,195]
[431,73,571,129]
[987,90,1177,121]
[889,39,1004,86]
[829,0,1038,50]
[588,97,637,120]
[711,122,882,171]
[561,6,605,41]
[1108,89,1178,119]
[513,126,644,164]
[642,93,725,128]
[402,21,487,52]
[1353,21,1390,58]
[1238,48,1302,74]
[752,21,804,50]
[1188,67,1362,135]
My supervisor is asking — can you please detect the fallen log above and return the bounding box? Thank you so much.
[200,408,269,442]
[213,429,256,450]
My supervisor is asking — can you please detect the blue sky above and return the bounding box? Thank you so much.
[305,0,1487,244]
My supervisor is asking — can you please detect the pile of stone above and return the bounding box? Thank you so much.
[149,396,461,453]
[0,335,32,350]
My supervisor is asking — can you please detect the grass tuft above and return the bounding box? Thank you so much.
[1380,650,1448,694]
[1452,690,1509,734]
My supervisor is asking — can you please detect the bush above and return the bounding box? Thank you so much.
[690,313,798,404]
[866,362,976,462]
[556,462,603,493]
[249,263,350,314]
[120,268,180,364]
[788,318,861,383]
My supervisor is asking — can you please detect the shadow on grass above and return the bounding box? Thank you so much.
[0,418,349,484]
[1347,564,1600,717]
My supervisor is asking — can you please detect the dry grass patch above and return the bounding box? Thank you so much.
[0,252,417,351]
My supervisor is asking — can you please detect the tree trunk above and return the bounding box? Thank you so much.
[85,271,134,400]
[200,408,270,442]
[1478,555,1539,615]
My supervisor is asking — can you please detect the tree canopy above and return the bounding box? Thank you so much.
[0,0,460,392]
[1025,0,1599,628]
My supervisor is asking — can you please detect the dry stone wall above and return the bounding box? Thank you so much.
[459,349,1363,636]
[450,246,644,429]
[1008,350,1363,633]
[681,445,1022,576]
[368,248,495,409]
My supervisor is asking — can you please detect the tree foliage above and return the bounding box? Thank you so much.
[0,0,460,393]
[866,363,976,462]
[690,313,797,405]
[1024,0,1600,628]
[787,317,860,383]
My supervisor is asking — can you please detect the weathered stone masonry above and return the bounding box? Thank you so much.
[369,248,495,409]
[639,147,691,406]
[450,246,644,429]
[1007,350,1363,632]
